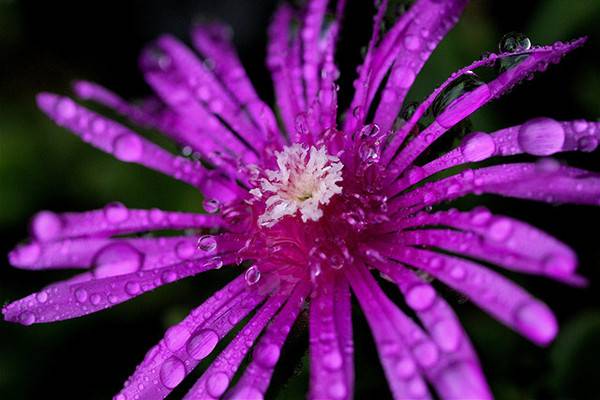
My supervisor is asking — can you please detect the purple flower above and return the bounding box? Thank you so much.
[3,0,597,398]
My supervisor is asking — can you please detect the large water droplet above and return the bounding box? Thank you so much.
[460,132,496,162]
[430,72,484,118]
[93,243,144,278]
[56,98,77,119]
[413,341,439,368]
[203,198,221,214]
[104,202,129,224]
[498,32,531,53]
[395,357,416,378]
[254,343,280,368]
[75,288,88,303]
[487,218,513,242]
[159,356,186,389]
[206,372,230,397]
[405,284,436,311]
[323,350,343,371]
[328,381,347,400]
[187,329,219,360]
[244,265,261,285]
[20,311,36,325]
[165,325,191,352]
[514,301,557,345]
[518,118,565,156]
[197,235,217,253]
[175,241,195,260]
[113,134,143,162]
[431,319,461,352]
[32,211,62,241]
[392,66,416,89]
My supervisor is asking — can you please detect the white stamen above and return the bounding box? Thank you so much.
[255,144,343,227]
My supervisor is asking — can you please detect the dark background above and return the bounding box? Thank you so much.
[1,0,600,399]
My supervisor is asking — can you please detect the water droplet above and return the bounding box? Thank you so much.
[32,211,62,241]
[230,386,263,400]
[165,325,191,352]
[413,341,439,367]
[75,288,88,303]
[244,265,261,285]
[499,32,531,53]
[403,35,421,51]
[518,118,565,156]
[251,343,279,369]
[577,135,598,152]
[203,198,221,214]
[460,132,496,162]
[20,311,36,325]
[395,357,416,378]
[149,208,165,223]
[328,381,347,400]
[392,66,416,89]
[431,319,461,352]
[113,134,143,162]
[206,372,230,397]
[187,329,219,360]
[514,301,557,344]
[487,218,512,242]
[125,281,141,295]
[56,98,77,119]
[323,350,343,370]
[406,284,436,311]
[449,266,466,280]
[159,356,186,389]
[197,235,217,253]
[175,241,195,260]
[90,293,102,305]
[93,243,144,278]
[543,253,576,276]
[104,202,129,224]
[36,291,48,303]
[205,256,224,270]
[431,72,484,118]
[161,270,177,284]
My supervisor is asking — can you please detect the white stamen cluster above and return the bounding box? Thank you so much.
[251,144,343,227]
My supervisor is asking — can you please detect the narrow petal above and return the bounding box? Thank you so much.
[383,38,586,171]
[115,275,270,400]
[308,274,354,400]
[3,252,236,325]
[366,258,492,400]
[373,0,469,134]
[267,5,305,135]
[183,287,290,399]
[371,244,559,346]
[394,118,600,192]
[36,93,241,201]
[228,283,309,399]
[27,206,221,242]
[191,23,281,145]
[390,163,600,215]
[346,263,432,400]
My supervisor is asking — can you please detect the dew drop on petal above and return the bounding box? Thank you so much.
[175,240,195,260]
[36,291,48,303]
[431,319,461,352]
[206,372,230,397]
[32,211,62,241]
[322,350,343,371]
[460,132,496,162]
[159,356,186,389]
[395,357,416,378]
[187,329,219,360]
[56,98,77,119]
[20,311,36,325]
[113,134,143,162]
[104,202,129,224]
[125,281,141,296]
[254,343,280,368]
[514,301,557,345]
[165,325,191,352]
[93,243,144,278]
[328,381,347,400]
[413,341,439,367]
[487,218,513,242]
[393,66,416,89]
[244,265,261,285]
[543,253,576,276]
[75,288,88,303]
[197,235,217,253]
[517,118,565,156]
[406,284,436,311]
[202,198,221,214]
[230,386,263,400]
[90,293,102,305]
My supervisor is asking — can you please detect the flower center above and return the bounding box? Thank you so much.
[251,144,343,227]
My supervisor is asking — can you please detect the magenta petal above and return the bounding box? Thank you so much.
[308,275,354,400]
[228,283,309,399]
[346,263,432,400]
[27,206,221,242]
[3,252,235,325]
[115,275,271,400]
[183,286,290,399]
[384,37,586,171]
[372,0,468,134]
[373,244,559,346]
[190,23,281,145]
[369,259,492,400]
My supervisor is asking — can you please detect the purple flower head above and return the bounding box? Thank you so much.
[3,0,597,399]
